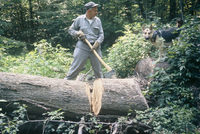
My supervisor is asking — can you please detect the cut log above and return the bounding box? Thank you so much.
[133,57,170,91]
[0,72,148,119]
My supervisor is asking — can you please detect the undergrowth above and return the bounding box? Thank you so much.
[0,39,73,78]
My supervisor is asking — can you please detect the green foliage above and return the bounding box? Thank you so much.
[141,16,200,133]
[42,112,106,134]
[136,106,198,133]
[0,0,30,40]
[0,40,73,78]
[147,68,196,107]
[148,16,200,107]
[0,103,27,134]
[55,123,76,134]
[107,23,152,78]
[42,109,70,134]
[35,0,77,49]
[1,0,200,50]
[43,109,64,121]
[0,1,200,133]
[0,36,27,55]
[167,16,200,86]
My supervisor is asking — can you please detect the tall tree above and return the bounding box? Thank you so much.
[169,0,177,20]
[123,0,133,23]
[151,0,156,8]
[28,0,33,27]
[179,0,184,20]
[136,0,146,19]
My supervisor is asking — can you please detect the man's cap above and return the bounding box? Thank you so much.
[84,1,99,10]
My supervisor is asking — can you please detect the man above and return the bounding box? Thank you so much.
[64,1,104,80]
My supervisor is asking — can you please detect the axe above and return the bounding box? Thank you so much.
[84,39,116,78]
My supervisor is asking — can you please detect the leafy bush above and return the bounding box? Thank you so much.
[143,16,200,133]
[107,24,152,78]
[0,103,27,134]
[0,36,27,55]
[0,40,73,78]
[167,16,200,87]
[136,106,198,133]
[148,16,200,107]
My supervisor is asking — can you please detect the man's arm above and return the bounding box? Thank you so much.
[68,18,80,37]
[96,19,104,44]
[68,17,86,40]
[91,19,104,50]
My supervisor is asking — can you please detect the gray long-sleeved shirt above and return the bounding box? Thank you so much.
[68,14,104,51]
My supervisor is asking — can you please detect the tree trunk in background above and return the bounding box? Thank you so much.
[196,0,200,15]
[170,0,176,20]
[136,0,146,19]
[179,0,184,20]
[19,2,25,30]
[191,0,197,15]
[124,0,133,23]
[14,1,25,35]
[151,0,156,9]
[195,0,200,15]
[190,0,195,15]
[28,0,33,27]
[28,0,34,46]
[0,72,149,119]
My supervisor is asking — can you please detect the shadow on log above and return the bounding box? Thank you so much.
[0,72,148,119]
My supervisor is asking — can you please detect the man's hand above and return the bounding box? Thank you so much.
[77,31,86,40]
[91,41,99,50]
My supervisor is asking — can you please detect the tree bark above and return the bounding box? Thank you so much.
[136,0,146,19]
[124,0,133,23]
[151,0,156,9]
[0,72,148,119]
[169,0,176,20]
[179,0,184,20]
[28,0,33,26]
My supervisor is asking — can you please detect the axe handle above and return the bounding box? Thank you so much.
[84,39,112,72]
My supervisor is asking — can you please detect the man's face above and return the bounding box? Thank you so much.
[90,7,98,17]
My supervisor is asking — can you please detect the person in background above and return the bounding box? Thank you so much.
[64,1,104,80]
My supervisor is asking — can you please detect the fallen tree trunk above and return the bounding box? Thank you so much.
[0,72,148,119]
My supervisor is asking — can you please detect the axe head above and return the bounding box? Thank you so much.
[103,70,116,78]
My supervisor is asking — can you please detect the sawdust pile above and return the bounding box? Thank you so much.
[85,79,104,116]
